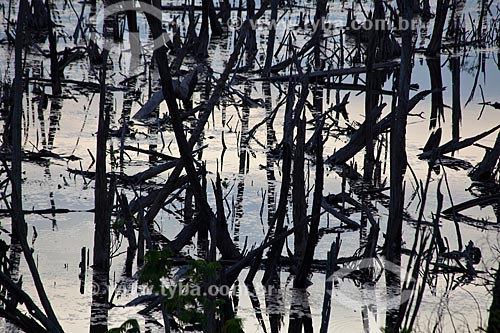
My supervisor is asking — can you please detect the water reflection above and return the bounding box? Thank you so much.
[89,270,110,333]
[288,288,313,333]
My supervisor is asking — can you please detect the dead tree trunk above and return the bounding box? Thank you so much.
[427,58,444,129]
[292,112,307,263]
[313,0,327,70]
[262,80,296,286]
[425,0,450,56]
[197,0,210,58]
[386,0,414,330]
[92,51,112,272]
[421,0,432,21]
[262,0,278,77]
[126,7,141,56]
[450,53,461,142]
[219,0,231,27]
[386,0,414,266]
[45,0,61,95]
[363,0,385,182]
[209,0,222,36]
[245,0,257,57]
[294,121,324,289]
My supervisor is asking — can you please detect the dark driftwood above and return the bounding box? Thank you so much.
[442,193,500,215]
[419,125,500,159]
[469,132,500,181]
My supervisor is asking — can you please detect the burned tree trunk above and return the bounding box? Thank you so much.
[427,58,444,129]
[11,0,28,242]
[126,7,141,56]
[313,0,327,70]
[262,80,296,286]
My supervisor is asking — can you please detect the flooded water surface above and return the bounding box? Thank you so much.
[0,0,500,332]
